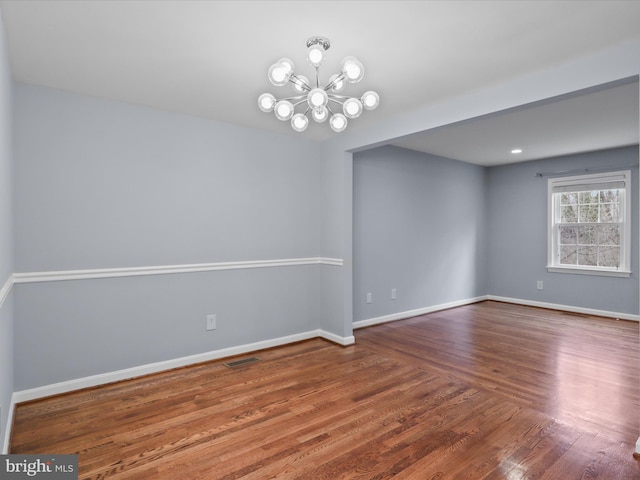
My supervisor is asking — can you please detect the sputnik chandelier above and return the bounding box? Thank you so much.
[258,36,380,133]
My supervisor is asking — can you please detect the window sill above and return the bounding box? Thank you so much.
[546,266,631,278]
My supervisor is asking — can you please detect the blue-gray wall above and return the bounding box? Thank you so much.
[353,146,488,321]
[0,9,13,454]
[12,83,329,390]
[487,146,639,314]
[14,84,324,271]
[353,144,639,325]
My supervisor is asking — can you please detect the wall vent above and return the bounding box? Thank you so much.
[224,356,260,368]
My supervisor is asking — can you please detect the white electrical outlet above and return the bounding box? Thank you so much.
[537,281,543,290]
[206,314,217,331]
[391,288,397,300]
[366,292,373,304]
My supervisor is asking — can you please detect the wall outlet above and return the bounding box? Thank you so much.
[366,292,372,304]
[391,288,397,300]
[537,281,543,290]
[206,314,217,331]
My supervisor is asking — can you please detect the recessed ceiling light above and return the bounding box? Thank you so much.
[511,148,523,154]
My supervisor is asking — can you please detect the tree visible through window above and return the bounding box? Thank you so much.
[548,171,631,276]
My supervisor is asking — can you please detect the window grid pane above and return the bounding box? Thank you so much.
[554,188,622,269]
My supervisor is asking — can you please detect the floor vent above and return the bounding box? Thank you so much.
[224,356,260,368]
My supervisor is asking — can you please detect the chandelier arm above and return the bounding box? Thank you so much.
[292,99,308,107]
[324,72,346,91]
[327,97,345,105]
[328,94,355,101]
[277,95,308,102]
[289,74,312,92]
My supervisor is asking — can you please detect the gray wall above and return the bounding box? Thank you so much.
[14,84,323,271]
[14,267,319,388]
[12,83,329,390]
[353,145,639,324]
[0,10,13,453]
[353,146,488,322]
[487,146,639,314]
[317,148,353,337]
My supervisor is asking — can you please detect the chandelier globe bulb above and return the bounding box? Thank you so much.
[268,62,291,86]
[341,56,365,83]
[329,113,348,133]
[277,58,295,75]
[307,44,325,67]
[291,113,309,132]
[258,93,276,112]
[361,91,380,110]
[343,98,363,119]
[274,100,294,121]
[307,88,328,109]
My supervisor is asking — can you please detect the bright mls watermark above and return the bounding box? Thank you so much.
[1,455,78,479]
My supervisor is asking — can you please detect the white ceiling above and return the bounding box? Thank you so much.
[0,0,639,165]
[392,80,639,166]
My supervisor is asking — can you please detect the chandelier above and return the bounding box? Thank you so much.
[257,37,380,133]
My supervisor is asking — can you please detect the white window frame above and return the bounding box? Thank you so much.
[547,170,631,277]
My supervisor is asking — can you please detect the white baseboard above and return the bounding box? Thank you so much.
[353,294,640,330]
[12,329,354,404]
[353,296,488,330]
[487,295,640,321]
[320,330,355,346]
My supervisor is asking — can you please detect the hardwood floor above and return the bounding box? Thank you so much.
[10,301,640,479]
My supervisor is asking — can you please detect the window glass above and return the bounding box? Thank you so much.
[548,171,630,276]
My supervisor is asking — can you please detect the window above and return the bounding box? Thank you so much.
[548,170,631,277]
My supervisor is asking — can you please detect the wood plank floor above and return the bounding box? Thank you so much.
[10,301,640,479]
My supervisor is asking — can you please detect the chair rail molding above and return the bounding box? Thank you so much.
[13,257,344,284]
[0,273,14,309]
